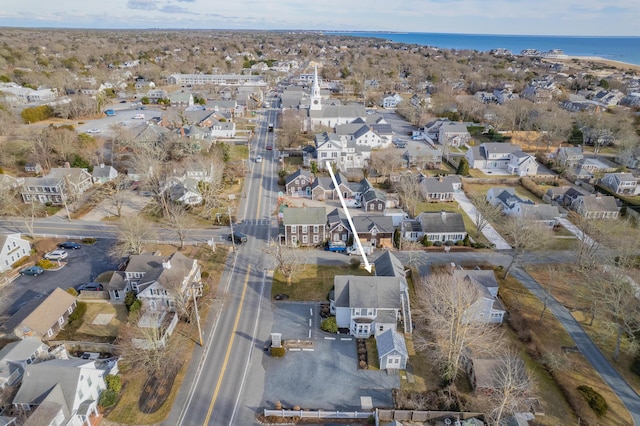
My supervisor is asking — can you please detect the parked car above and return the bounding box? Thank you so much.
[86,128,101,134]
[20,266,44,276]
[255,155,262,163]
[228,232,248,244]
[57,241,81,250]
[44,250,68,260]
[77,282,104,291]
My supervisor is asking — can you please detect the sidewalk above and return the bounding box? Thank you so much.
[453,191,511,250]
[558,217,595,246]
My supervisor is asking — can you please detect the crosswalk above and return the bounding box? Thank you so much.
[237,219,274,226]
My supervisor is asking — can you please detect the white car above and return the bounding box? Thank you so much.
[44,250,68,260]
[86,128,101,134]
[255,155,263,163]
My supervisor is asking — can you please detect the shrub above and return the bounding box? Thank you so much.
[577,385,608,417]
[463,235,470,246]
[349,258,361,269]
[105,374,122,393]
[99,389,118,409]
[124,291,139,312]
[424,240,433,247]
[455,240,464,246]
[36,259,56,269]
[11,257,29,268]
[271,346,286,357]
[321,317,338,333]
[433,241,443,247]
[631,356,640,377]
[68,302,87,322]
[67,287,79,297]
[21,105,53,123]
[81,237,97,244]
[201,271,210,279]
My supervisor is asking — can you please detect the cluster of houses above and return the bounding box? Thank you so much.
[0,239,203,425]
[0,158,220,208]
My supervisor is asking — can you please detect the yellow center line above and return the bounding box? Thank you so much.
[203,265,252,425]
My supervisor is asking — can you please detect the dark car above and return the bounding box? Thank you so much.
[227,232,248,244]
[58,241,81,249]
[20,266,44,276]
[78,282,104,291]
[266,144,273,150]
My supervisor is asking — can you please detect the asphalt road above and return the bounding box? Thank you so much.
[166,98,280,425]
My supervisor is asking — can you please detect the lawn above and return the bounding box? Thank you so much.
[271,263,373,301]
[498,269,633,425]
[526,266,640,395]
[75,303,128,339]
[229,144,249,162]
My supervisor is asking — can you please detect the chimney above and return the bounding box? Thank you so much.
[162,259,172,269]
[99,163,105,169]
[64,162,70,168]
[438,175,444,182]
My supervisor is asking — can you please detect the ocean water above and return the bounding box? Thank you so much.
[329,32,640,66]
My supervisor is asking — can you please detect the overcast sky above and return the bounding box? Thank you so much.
[1,0,639,36]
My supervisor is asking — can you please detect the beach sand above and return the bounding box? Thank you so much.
[545,56,640,73]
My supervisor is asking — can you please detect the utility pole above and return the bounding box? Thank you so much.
[228,205,236,252]
[192,285,203,346]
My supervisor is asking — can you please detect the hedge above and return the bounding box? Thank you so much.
[68,302,87,322]
[577,385,608,417]
[321,317,338,333]
[271,346,286,357]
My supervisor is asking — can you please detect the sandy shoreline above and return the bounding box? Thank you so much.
[548,55,640,73]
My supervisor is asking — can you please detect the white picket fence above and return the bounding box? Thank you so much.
[263,409,371,420]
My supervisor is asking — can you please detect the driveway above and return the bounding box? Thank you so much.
[263,302,398,410]
[0,239,119,316]
[453,191,511,250]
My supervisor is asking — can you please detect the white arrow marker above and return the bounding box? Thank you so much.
[327,165,372,274]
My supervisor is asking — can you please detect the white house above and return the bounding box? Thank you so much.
[0,338,49,390]
[600,173,640,196]
[452,268,505,323]
[381,93,403,109]
[466,142,522,171]
[13,358,115,426]
[401,211,467,243]
[106,251,202,310]
[507,151,539,176]
[0,233,31,273]
[331,276,404,338]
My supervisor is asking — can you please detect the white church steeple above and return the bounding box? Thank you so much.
[310,65,322,111]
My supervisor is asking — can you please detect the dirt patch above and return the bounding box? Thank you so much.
[138,363,182,414]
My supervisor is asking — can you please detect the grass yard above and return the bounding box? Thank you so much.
[75,303,128,339]
[271,263,373,301]
[229,144,249,162]
[526,266,640,395]
[106,326,195,424]
[498,270,633,425]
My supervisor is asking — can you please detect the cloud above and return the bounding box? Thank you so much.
[160,4,193,14]
[127,0,158,10]
[175,0,196,2]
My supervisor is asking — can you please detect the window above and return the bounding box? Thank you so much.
[321,152,327,158]
[302,235,308,244]
[302,225,308,233]
[291,236,298,245]
[313,235,319,244]
[313,225,319,233]
[290,225,297,233]
[58,316,65,326]
[332,152,338,158]
[68,306,73,314]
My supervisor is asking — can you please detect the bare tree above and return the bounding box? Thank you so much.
[130,143,171,217]
[482,351,536,425]
[394,174,422,217]
[166,203,190,249]
[26,129,54,170]
[591,268,640,361]
[502,216,553,278]
[369,148,403,178]
[468,193,502,238]
[18,201,46,239]
[117,310,185,374]
[263,240,308,285]
[279,109,304,149]
[112,215,157,257]
[413,272,503,384]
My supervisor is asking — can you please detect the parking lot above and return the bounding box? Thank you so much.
[262,302,398,410]
[0,239,119,317]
